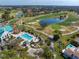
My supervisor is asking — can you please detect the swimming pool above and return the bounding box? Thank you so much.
[0,28,4,34]
[3,25,13,32]
[39,18,65,27]
[66,44,75,49]
[20,33,33,41]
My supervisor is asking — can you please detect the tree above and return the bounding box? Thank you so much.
[1,10,10,21]
[0,50,16,59]
[45,39,51,46]
[16,24,26,31]
[17,48,35,59]
[54,30,62,36]
[53,30,62,42]
[43,46,54,59]
[22,9,27,17]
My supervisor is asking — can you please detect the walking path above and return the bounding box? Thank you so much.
[26,25,54,38]
[62,26,79,36]
[26,23,79,37]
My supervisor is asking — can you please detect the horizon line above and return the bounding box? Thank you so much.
[0,5,79,6]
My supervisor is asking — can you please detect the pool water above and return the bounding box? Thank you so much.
[21,33,33,41]
[4,25,13,32]
[0,25,13,38]
[66,44,75,49]
[0,28,4,34]
[39,18,65,27]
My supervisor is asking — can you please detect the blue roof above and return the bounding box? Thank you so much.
[4,25,13,32]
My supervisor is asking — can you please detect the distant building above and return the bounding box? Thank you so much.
[16,11,24,18]
[27,9,33,16]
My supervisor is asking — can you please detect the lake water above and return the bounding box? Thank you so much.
[39,18,65,27]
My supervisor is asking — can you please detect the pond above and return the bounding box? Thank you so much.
[39,18,65,27]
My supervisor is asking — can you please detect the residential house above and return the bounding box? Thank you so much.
[62,44,79,59]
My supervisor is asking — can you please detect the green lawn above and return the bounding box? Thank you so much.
[51,24,61,30]
[34,12,66,20]
[56,54,64,59]
[61,12,79,26]
[33,11,79,26]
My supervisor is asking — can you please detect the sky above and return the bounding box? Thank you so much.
[0,0,79,6]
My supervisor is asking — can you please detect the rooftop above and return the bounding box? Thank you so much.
[64,47,79,58]
[62,44,79,59]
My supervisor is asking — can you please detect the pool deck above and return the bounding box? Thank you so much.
[14,32,36,42]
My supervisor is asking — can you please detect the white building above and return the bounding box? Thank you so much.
[1,31,11,40]
[62,45,79,59]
